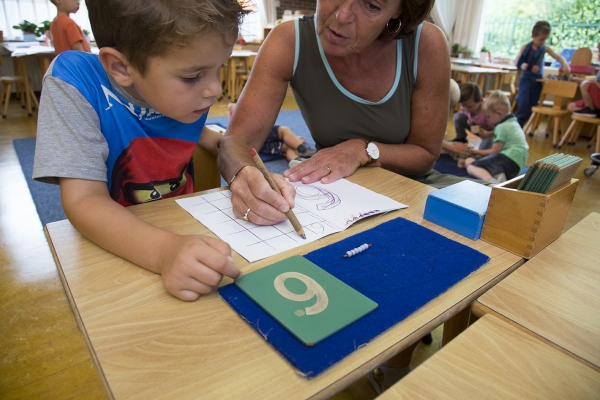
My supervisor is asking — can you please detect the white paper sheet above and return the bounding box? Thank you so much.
[176,179,407,262]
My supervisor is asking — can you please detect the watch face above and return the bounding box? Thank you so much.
[367,142,379,160]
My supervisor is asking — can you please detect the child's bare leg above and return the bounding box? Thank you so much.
[580,81,595,109]
[567,102,583,112]
[278,126,303,150]
[466,164,493,180]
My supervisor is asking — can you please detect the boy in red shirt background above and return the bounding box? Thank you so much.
[49,0,90,55]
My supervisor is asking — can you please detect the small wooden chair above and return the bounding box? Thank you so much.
[235,55,256,100]
[557,114,600,153]
[522,80,578,147]
[0,75,39,118]
[192,145,221,192]
[487,71,517,111]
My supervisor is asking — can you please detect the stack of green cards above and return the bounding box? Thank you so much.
[517,153,582,194]
[235,256,378,346]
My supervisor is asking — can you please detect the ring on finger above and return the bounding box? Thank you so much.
[243,207,251,221]
[325,165,332,175]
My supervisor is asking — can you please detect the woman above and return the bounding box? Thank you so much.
[219,1,445,391]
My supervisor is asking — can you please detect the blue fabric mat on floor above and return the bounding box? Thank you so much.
[218,217,490,379]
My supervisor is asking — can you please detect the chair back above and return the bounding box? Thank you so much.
[570,47,592,66]
[539,80,578,110]
[192,145,221,192]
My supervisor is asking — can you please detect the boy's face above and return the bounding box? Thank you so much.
[461,98,483,115]
[125,32,231,124]
[484,109,505,127]
[56,0,80,14]
[532,33,549,48]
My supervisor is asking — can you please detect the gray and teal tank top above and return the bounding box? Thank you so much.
[290,16,422,149]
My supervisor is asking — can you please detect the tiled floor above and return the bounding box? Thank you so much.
[1,92,598,399]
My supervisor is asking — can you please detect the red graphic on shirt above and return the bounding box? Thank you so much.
[110,137,196,206]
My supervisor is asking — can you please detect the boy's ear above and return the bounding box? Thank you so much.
[99,48,135,87]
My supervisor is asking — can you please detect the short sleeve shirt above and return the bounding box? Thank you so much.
[493,115,529,169]
[50,15,90,55]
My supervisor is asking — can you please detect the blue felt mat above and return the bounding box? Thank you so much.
[218,217,490,379]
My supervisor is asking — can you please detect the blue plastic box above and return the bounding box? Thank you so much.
[424,180,492,240]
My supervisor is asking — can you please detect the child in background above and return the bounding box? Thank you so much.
[227,103,316,167]
[515,21,571,126]
[465,91,529,184]
[568,41,600,118]
[49,0,90,55]
[451,83,495,151]
[33,0,250,301]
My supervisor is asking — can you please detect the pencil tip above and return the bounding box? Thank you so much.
[301,234,306,239]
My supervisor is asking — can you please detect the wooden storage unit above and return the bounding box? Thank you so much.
[480,176,578,259]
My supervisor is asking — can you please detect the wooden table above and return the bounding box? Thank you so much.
[451,64,508,91]
[473,212,600,372]
[46,168,523,399]
[379,315,600,398]
[225,50,257,101]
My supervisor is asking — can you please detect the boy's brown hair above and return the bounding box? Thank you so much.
[459,82,482,103]
[532,21,551,37]
[483,91,511,113]
[86,0,249,75]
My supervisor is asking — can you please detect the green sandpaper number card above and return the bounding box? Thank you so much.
[235,256,378,346]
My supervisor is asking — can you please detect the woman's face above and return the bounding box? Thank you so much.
[316,0,402,57]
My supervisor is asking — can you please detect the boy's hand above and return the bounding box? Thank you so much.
[521,62,528,71]
[479,128,494,139]
[531,65,540,74]
[160,234,241,301]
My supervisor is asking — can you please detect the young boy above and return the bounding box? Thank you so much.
[515,21,571,127]
[451,82,495,150]
[49,0,90,55]
[465,91,529,183]
[568,41,600,118]
[227,103,316,167]
[33,0,249,301]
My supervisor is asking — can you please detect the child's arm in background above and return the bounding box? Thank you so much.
[546,47,571,75]
[199,125,224,157]
[59,178,241,301]
[469,141,504,157]
[515,44,527,69]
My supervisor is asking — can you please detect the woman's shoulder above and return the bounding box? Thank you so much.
[417,22,448,54]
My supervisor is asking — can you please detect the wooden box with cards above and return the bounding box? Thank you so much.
[480,176,578,259]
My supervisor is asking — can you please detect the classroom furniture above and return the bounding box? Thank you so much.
[486,70,517,111]
[378,315,600,399]
[191,145,220,192]
[560,47,596,78]
[224,50,257,102]
[45,168,523,399]
[0,63,38,118]
[557,114,600,153]
[235,54,256,100]
[450,64,507,92]
[522,79,578,146]
[473,212,600,372]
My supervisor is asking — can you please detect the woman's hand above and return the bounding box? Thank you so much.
[229,165,296,225]
[284,139,365,184]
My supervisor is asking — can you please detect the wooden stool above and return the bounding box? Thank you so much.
[0,75,39,118]
[558,114,600,153]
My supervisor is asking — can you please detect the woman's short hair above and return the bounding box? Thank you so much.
[382,0,435,39]
[484,91,511,113]
[459,82,482,103]
[86,0,249,75]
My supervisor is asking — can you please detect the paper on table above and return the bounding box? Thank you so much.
[176,178,407,262]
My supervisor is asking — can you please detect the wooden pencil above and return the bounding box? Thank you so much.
[250,148,306,239]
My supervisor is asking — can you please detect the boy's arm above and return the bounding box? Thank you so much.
[470,141,504,156]
[546,47,571,75]
[60,178,241,301]
[198,125,224,157]
[71,41,84,51]
[515,44,527,69]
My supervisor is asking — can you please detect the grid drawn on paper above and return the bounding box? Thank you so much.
[178,190,340,261]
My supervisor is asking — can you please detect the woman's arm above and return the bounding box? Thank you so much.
[217,22,297,225]
[285,22,450,184]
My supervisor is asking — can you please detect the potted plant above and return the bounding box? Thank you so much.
[451,43,460,57]
[36,20,52,44]
[12,20,39,42]
[480,46,490,63]
[458,45,472,59]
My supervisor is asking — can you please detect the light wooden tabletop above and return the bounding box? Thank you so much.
[379,315,600,399]
[473,212,600,372]
[45,168,522,399]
